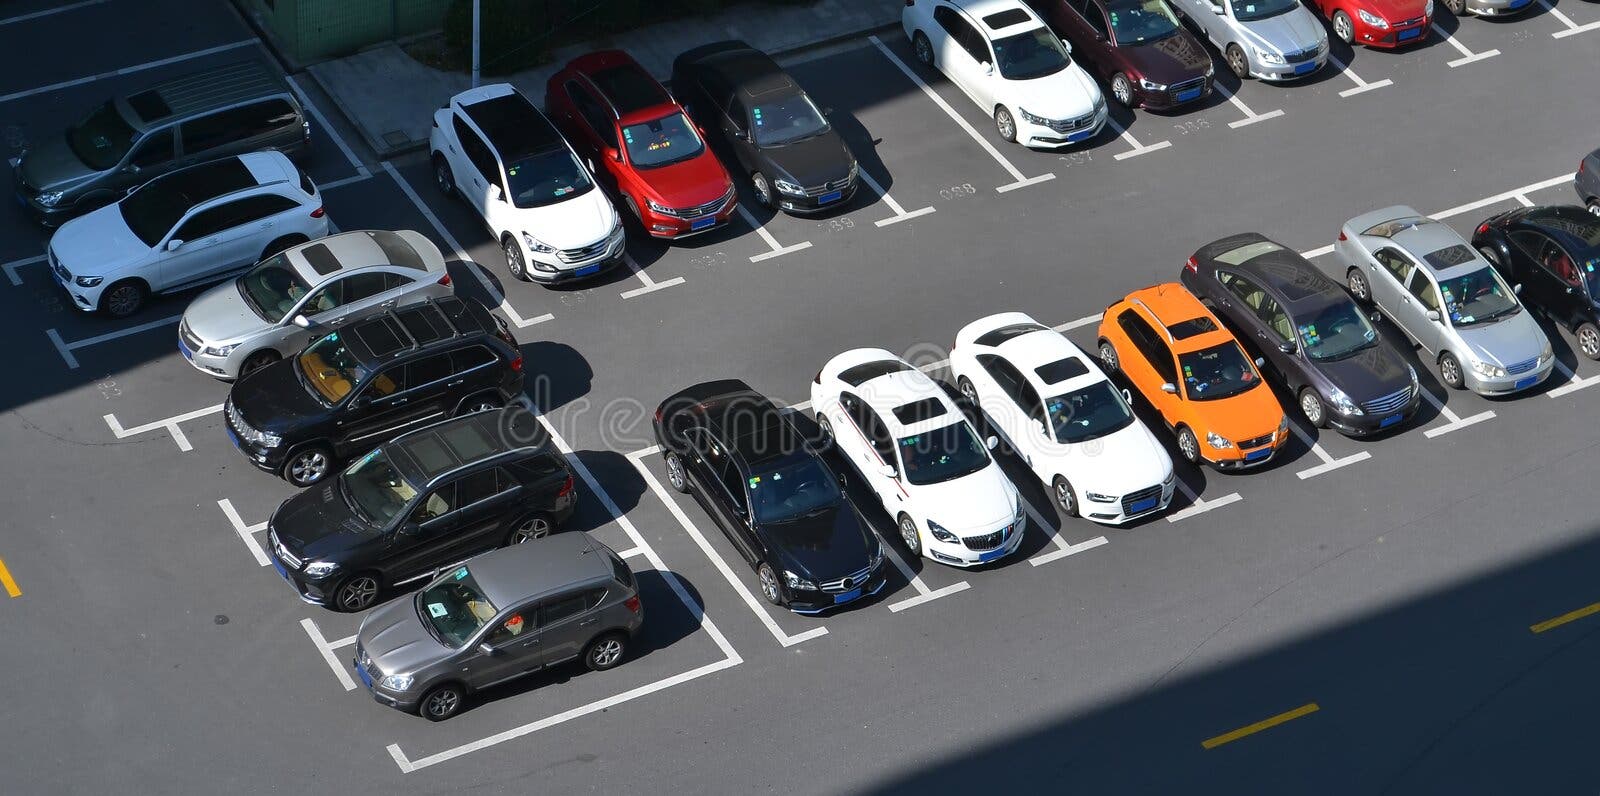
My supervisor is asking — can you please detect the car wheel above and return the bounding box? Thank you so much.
[1175,425,1202,465]
[99,279,146,319]
[502,236,530,282]
[757,562,784,606]
[897,513,923,558]
[1225,44,1250,79]
[751,171,774,208]
[1438,352,1466,390]
[283,444,333,487]
[420,683,465,721]
[433,155,456,198]
[994,106,1017,143]
[1577,323,1600,360]
[1098,340,1120,373]
[458,394,501,416]
[1587,199,1600,218]
[505,512,555,546]
[261,235,307,262]
[913,32,934,67]
[1299,388,1327,428]
[239,350,279,377]
[1053,476,1080,518]
[664,452,691,494]
[957,376,978,407]
[1346,268,1372,305]
[1110,73,1134,108]
[1332,11,1355,44]
[583,632,628,672]
[1444,0,1466,14]
[333,572,382,613]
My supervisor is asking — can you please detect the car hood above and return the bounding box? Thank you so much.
[642,150,731,209]
[269,482,378,560]
[1240,7,1325,53]
[1199,381,1285,444]
[760,130,853,190]
[1122,30,1213,84]
[1006,63,1100,119]
[1364,0,1429,20]
[1315,343,1413,401]
[182,279,267,345]
[17,135,100,192]
[358,597,449,678]
[913,462,1018,535]
[230,357,329,434]
[50,204,146,273]
[762,504,876,583]
[1057,421,1173,494]
[1457,311,1547,368]
[520,187,618,250]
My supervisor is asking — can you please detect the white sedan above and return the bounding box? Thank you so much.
[903,0,1107,148]
[810,348,1025,567]
[951,313,1175,524]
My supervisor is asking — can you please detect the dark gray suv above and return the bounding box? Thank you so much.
[352,531,644,721]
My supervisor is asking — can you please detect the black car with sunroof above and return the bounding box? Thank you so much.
[1473,205,1600,360]
[225,295,525,487]
[265,409,578,612]
[653,380,885,614]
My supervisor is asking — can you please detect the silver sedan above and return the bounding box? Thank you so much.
[1169,0,1328,80]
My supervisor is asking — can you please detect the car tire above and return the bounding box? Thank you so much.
[957,376,978,407]
[582,632,628,672]
[1346,268,1373,305]
[502,235,530,282]
[1444,0,1466,14]
[757,562,784,606]
[1175,425,1202,465]
[994,106,1018,143]
[664,451,691,494]
[261,235,308,263]
[1332,11,1355,44]
[1110,73,1134,108]
[751,171,775,209]
[1577,323,1600,360]
[332,571,382,613]
[1299,388,1327,428]
[99,279,147,319]
[1098,340,1120,373]
[896,513,923,558]
[457,393,501,416]
[1225,44,1250,79]
[1053,476,1080,518]
[1438,352,1466,390]
[505,512,555,546]
[913,32,935,68]
[433,155,456,198]
[239,350,280,378]
[283,444,333,487]
[420,682,465,721]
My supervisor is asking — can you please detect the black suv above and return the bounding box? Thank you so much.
[653,380,885,614]
[266,408,579,612]
[1474,205,1600,360]
[225,295,524,487]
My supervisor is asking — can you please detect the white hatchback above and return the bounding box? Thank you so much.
[951,313,1176,524]
[810,348,1025,567]
[46,151,327,318]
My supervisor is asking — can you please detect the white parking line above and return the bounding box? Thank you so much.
[883,543,971,613]
[1542,0,1600,37]
[1548,359,1600,398]
[1290,426,1372,480]
[46,313,181,369]
[1328,54,1393,98]
[868,35,1055,194]
[1020,499,1110,567]
[1432,23,1500,67]
[285,74,371,179]
[619,254,686,299]
[1056,313,1103,332]
[1300,244,1335,260]
[857,169,936,228]
[1432,175,1572,219]
[1104,116,1172,161]
[317,173,373,191]
[1166,481,1242,523]
[0,39,258,104]
[299,618,358,691]
[3,254,43,286]
[737,206,814,263]
[1419,389,1496,438]
[0,0,108,26]
[1210,82,1284,129]
[217,498,270,567]
[381,162,553,329]
[103,403,222,452]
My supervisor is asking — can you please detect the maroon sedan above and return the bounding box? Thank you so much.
[1027,0,1215,110]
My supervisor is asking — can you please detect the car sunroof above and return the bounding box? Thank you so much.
[892,397,948,425]
[1167,317,1218,340]
[1035,358,1089,384]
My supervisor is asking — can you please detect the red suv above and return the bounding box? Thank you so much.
[547,51,737,239]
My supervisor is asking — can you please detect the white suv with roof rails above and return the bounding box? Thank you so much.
[811,348,1025,567]
[430,84,624,283]
[46,151,327,318]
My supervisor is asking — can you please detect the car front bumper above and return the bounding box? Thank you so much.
[1465,358,1554,395]
[925,515,1027,567]
[1205,428,1290,470]
[526,246,627,284]
[1017,107,1108,149]
[1327,389,1424,436]
[266,544,335,607]
[1253,54,1328,81]
[1133,78,1213,111]
[787,567,889,615]
[45,255,99,311]
[1079,481,1178,525]
[1466,0,1533,15]
[642,192,739,239]
[1353,15,1431,47]
[776,179,858,215]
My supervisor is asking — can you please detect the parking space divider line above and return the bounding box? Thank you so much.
[1289,426,1372,480]
[299,618,358,691]
[0,0,108,26]
[1328,55,1394,98]
[0,556,20,597]
[217,499,270,566]
[857,170,936,227]
[1104,117,1171,161]
[1202,702,1319,749]
[317,173,374,191]
[1544,0,1600,37]
[1210,82,1283,129]
[45,313,182,370]
[1167,482,1242,523]
[1432,24,1500,67]
[1418,390,1495,438]
[46,328,77,369]
[736,206,814,262]
[285,74,371,179]
[1512,193,1534,207]
[1300,244,1335,260]
[1433,175,1571,220]
[614,546,646,559]
[1020,500,1110,567]
[620,254,685,299]
[0,39,258,104]
[3,254,44,286]
[103,403,222,451]
[1548,360,1600,398]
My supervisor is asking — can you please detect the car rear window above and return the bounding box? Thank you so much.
[367,230,426,271]
[1035,357,1090,384]
[1213,240,1284,266]
[609,554,635,589]
[298,168,316,196]
[974,321,1047,347]
[838,359,912,387]
[1363,216,1436,238]
[1423,244,1476,270]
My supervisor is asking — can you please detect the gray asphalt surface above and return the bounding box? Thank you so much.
[2,0,1599,793]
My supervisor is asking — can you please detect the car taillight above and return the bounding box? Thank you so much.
[1183,255,1197,274]
[624,595,641,613]
[557,474,575,498]
[653,406,663,421]
[1582,158,1588,175]
[813,369,822,384]
[437,273,451,286]
[1337,231,1347,241]
[1476,223,1490,236]
[310,206,325,218]
[509,355,523,372]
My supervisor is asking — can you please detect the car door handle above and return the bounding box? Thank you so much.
[578,618,598,628]
[1400,297,1411,304]
[447,379,465,387]
[391,397,408,405]
[259,220,274,229]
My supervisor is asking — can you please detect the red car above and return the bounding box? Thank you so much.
[546,51,737,239]
[1027,0,1214,111]
[1309,0,1430,48]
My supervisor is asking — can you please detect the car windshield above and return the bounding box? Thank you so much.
[66,100,136,171]
[239,254,311,323]
[1440,267,1520,327]
[897,422,990,486]
[621,112,705,168]
[1297,301,1379,361]
[1046,382,1136,443]
[993,28,1072,80]
[749,457,843,524]
[1108,0,1183,44]
[750,93,830,147]
[341,448,418,527]
[417,568,499,648]
[1180,342,1261,401]
[118,176,194,247]
[506,148,594,208]
[1229,0,1298,22]
[297,332,369,404]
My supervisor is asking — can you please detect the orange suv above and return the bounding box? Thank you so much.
[1096,284,1288,469]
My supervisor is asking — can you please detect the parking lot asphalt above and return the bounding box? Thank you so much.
[4,0,1600,792]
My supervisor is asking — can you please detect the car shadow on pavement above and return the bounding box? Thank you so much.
[517,340,593,414]
[562,449,649,523]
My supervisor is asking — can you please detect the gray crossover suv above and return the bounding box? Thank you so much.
[353,532,644,721]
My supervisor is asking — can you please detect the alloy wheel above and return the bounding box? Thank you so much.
[914,34,934,67]
[898,515,921,553]
[337,576,379,612]
[510,515,551,544]
[1099,342,1119,372]
[758,566,781,604]
[435,159,454,196]
[1300,392,1324,426]
[958,377,977,406]
[289,450,329,485]
[590,637,624,668]
[424,688,460,719]
[1111,74,1133,107]
[665,453,687,491]
[1347,270,1370,303]
[1177,428,1200,463]
[1055,480,1076,516]
[752,172,773,207]
[105,284,142,317]
[994,108,1016,142]
[503,240,527,280]
[1226,46,1249,79]
[1439,354,1463,389]
[240,351,277,377]
[1333,12,1354,44]
[1588,200,1600,218]
[1580,325,1600,359]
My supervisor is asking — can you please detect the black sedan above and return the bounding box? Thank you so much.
[653,380,885,614]
[671,41,858,214]
[1182,233,1422,435]
[1474,205,1600,359]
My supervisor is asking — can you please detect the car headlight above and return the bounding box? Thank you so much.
[1470,359,1506,378]
[1084,491,1117,503]
[645,198,673,214]
[520,232,555,254]
[1162,469,1176,486]
[1406,363,1419,387]
[1277,415,1290,435]
[74,275,103,287]
[1204,63,1215,78]
[303,561,339,578]
[202,343,238,358]
[1538,342,1554,365]
[1327,386,1363,416]
[379,673,414,691]
[1255,47,1286,66]
[1017,107,1049,126]
[1206,431,1233,449]
[783,569,818,591]
[926,520,959,544]
[1424,0,1434,14]
[1357,9,1389,28]
[870,544,884,570]
[1138,77,1167,91]
[236,423,283,448]
[35,190,65,207]
[773,178,805,196]
[847,160,858,181]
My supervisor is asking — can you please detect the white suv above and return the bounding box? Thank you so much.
[811,348,1025,567]
[430,84,624,283]
[47,151,327,318]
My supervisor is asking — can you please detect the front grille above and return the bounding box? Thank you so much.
[225,398,260,443]
[1361,386,1413,414]
[1120,484,1164,516]
[556,238,609,264]
[802,176,851,197]
[1284,46,1320,64]
[1041,110,1098,134]
[820,563,874,594]
[1167,77,1206,99]
[963,524,1012,551]
[179,319,204,351]
[1505,357,1538,376]
[270,531,303,569]
[1238,432,1275,449]
[658,186,734,219]
[1397,15,1424,25]
[356,644,380,682]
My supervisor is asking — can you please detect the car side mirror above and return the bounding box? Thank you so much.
[1278,341,1297,355]
[477,642,501,656]
[291,314,310,328]
[985,435,999,450]
[1254,357,1267,367]
[1370,311,1383,322]
[605,146,622,162]
[876,463,897,480]
[835,471,849,488]
[124,163,142,176]
[165,238,184,252]
[982,62,994,76]
[1426,309,1441,322]
[397,521,420,536]
[1061,37,1075,51]
[1564,285,1576,295]
[1212,4,1225,13]
[1160,382,1178,394]
[1034,420,1049,438]
[1512,283,1522,294]
[1121,387,1133,404]
[488,183,504,202]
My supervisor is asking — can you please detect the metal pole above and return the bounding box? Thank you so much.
[471,0,481,88]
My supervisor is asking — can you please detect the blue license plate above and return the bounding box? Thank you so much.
[979,545,1009,563]
[1514,375,1537,390]
[1129,497,1160,515]
[356,664,372,689]
[690,216,716,231]
[574,264,601,277]
[1176,87,1203,103]
[178,338,193,360]
[819,190,842,204]
[225,426,242,450]
[1067,127,1096,142]
[1245,447,1272,462]
[271,556,288,581]
[833,587,862,604]
[1294,61,1316,75]
[1397,26,1421,40]
[1380,413,1404,428]
[1509,0,1529,7]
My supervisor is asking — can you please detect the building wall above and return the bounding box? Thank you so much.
[244,0,452,63]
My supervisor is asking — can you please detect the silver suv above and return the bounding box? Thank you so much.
[352,532,644,721]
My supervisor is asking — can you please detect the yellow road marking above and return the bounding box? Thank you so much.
[0,556,18,598]
[1202,703,1319,750]
[1530,602,1600,634]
